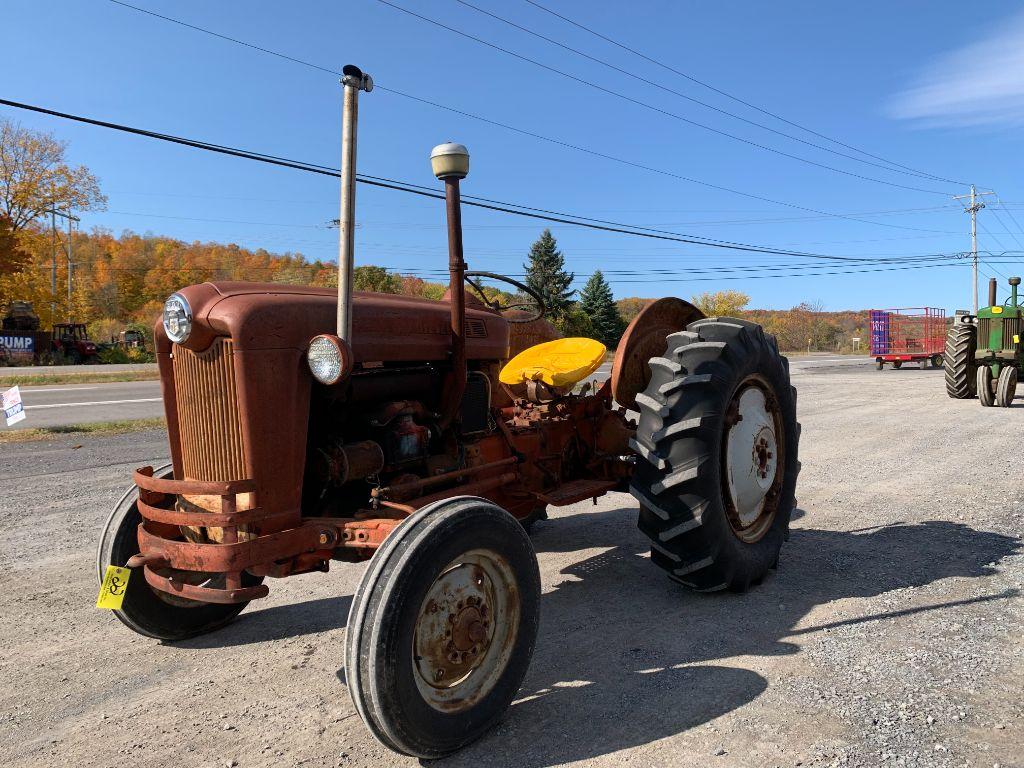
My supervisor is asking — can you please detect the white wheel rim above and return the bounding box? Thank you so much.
[725,384,779,533]
[413,549,519,713]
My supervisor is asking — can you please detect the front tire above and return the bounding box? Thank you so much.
[996,366,1017,407]
[978,366,995,407]
[96,468,262,640]
[346,497,541,758]
[945,324,977,398]
[629,318,800,592]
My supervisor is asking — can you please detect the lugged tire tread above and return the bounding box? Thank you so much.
[629,317,800,592]
[944,323,977,399]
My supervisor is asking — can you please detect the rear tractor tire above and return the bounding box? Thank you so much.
[945,323,977,399]
[996,366,1018,407]
[96,468,264,640]
[978,366,995,407]
[629,318,800,592]
[346,497,541,759]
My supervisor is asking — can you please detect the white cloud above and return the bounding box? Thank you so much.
[890,9,1024,128]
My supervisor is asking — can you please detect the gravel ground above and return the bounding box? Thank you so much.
[0,364,1021,768]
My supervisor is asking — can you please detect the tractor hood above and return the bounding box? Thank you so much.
[154,282,510,363]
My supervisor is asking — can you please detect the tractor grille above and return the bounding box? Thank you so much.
[1003,317,1020,351]
[172,338,247,481]
[977,318,991,350]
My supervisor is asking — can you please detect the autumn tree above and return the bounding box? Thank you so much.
[523,229,574,319]
[615,297,653,325]
[578,270,626,346]
[0,120,106,232]
[0,214,28,274]
[352,265,402,294]
[692,290,750,317]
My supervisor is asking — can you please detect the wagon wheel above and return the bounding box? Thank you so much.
[892,360,903,369]
[346,496,540,758]
[876,358,884,370]
[931,354,944,369]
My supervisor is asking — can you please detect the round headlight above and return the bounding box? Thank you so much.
[307,334,352,385]
[163,293,192,344]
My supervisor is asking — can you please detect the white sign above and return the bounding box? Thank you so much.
[2,385,26,426]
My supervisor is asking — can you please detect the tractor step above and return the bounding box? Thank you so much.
[536,479,619,507]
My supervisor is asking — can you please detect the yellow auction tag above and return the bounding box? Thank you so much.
[96,566,132,610]
[1015,334,1020,344]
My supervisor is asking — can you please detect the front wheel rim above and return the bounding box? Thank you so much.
[722,377,785,544]
[413,549,520,713]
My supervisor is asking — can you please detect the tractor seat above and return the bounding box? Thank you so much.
[499,338,607,395]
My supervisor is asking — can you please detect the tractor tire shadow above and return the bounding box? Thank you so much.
[437,500,1020,768]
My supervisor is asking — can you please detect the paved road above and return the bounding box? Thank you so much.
[1,381,164,431]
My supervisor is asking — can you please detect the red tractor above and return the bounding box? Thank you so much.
[52,322,99,364]
[97,66,800,758]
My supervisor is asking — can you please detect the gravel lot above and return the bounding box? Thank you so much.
[0,362,1021,768]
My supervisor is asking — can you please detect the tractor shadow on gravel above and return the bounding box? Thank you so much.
[438,497,1021,768]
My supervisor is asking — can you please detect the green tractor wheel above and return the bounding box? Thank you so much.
[996,366,1018,407]
[944,324,977,399]
[977,366,996,407]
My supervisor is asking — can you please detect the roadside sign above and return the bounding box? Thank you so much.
[2,385,25,426]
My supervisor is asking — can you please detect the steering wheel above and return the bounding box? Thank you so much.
[464,271,546,324]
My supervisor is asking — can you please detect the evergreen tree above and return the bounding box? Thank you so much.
[578,270,626,346]
[523,229,574,318]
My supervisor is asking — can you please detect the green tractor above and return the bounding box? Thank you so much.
[945,276,1022,407]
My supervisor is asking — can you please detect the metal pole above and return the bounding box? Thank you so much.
[336,65,372,341]
[66,210,73,322]
[440,175,468,430]
[970,184,978,313]
[50,187,57,324]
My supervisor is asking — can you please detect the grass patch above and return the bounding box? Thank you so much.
[0,417,166,443]
[0,369,160,387]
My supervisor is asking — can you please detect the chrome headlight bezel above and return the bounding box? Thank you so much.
[162,293,193,344]
[307,334,351,385]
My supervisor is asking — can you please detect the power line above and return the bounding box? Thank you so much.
[376,0,953,196]
[453,0,955,188]
[103,0,969,234]
[5,96,959,264]
[521,0,967,187]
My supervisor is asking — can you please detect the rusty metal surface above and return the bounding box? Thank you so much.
[374,457,517,501]
[536,479,619,507]
[611,297,704,410]
[412,549,520,713]
[173,338,247,482]
[134,467,254,497]
[142,565,269,604]
[171,282,510,362]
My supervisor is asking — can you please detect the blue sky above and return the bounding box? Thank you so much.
[4,0,1024,311]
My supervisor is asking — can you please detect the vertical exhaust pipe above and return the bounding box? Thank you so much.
[337,65,373,341]
[431,142,471,429]
[989,278,998,308]
[1010,277,1021,308]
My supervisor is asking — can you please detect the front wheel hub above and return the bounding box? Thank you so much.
[413,550,519,712]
